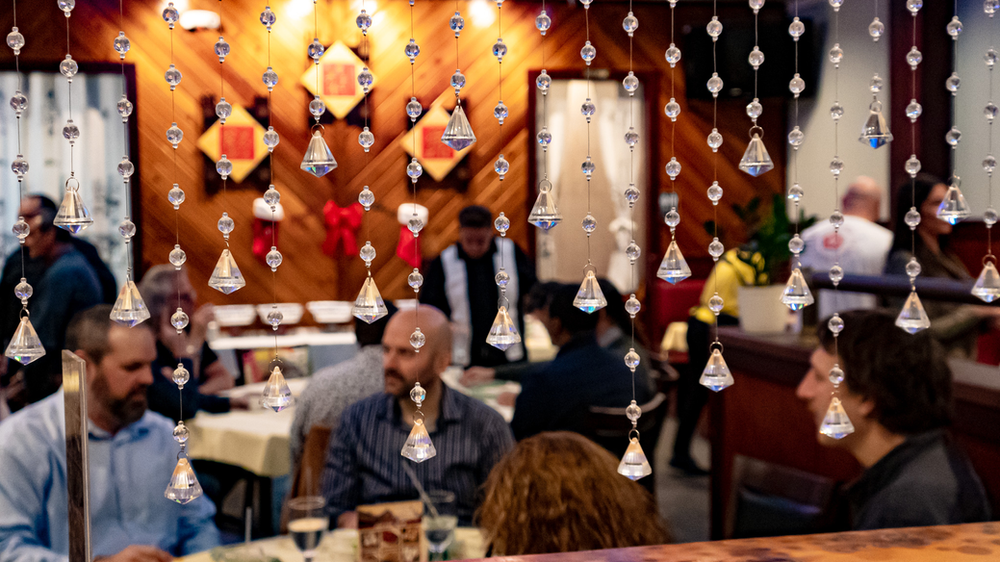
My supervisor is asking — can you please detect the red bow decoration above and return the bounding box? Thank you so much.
[322,201,364,257]
[397,226,421,268]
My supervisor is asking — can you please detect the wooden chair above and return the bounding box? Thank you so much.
[583,392,669,495]
[279,424,331,533]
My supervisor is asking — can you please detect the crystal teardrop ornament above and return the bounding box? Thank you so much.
[164,457,203,505]
[896,290,931,334]
[819,397,855,439]
[573,269,607,313]
[528,180,562,230]
[700,348,734,392]
[113,32,130,59]
[262,67,278,91]
[657,240,692,284]
[358,127,375,152]
[7,27,24,55]
[110,280,150,328]
[208,249,247,295]
[781,268,815,311]
[401,418,436,463]
[973,262,1000,303]
[301,130,337,177]
[617,438,652,481]
[860,100,893,148]
[353,275,388,324]
[261,366,292,412]
[54,183,93,234]
[936,184,971,225]
[4,315,45,365]
[738,133,774,177]
[486,306,521,351]
[438,101,476,151]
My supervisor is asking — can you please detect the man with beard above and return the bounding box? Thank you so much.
[321,305,514,528]
[0,305,220,562]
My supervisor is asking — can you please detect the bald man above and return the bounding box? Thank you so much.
[320,306,514,528]
[799,176,893,319]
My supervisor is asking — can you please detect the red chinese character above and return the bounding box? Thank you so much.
[323,63,356,97]
[422,126,453,159]
[220,126,255,160]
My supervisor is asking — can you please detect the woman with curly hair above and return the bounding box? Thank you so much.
[476,432,670,555]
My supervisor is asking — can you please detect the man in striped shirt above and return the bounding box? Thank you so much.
[320,305,514,527]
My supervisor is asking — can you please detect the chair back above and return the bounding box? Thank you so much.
[279,424,331,532]
[583,393,669,493]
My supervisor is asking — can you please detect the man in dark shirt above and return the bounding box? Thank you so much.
[510,284,652,443]
[796,309,990,530]
[421,205,536,368]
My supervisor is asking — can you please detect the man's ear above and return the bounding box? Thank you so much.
[857,395,876,419]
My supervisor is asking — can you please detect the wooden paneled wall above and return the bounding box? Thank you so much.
[2,0,785,307]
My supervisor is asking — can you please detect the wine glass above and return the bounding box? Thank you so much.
[287,496,327,562]
[423,491,457,561]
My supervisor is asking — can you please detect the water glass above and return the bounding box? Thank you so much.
[423,491,458,560]
[287,496,327,562]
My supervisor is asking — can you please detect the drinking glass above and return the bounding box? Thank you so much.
[287,496,327,562]
[423,491,458,560]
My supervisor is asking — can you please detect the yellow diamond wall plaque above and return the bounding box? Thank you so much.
[196,104,268,184]
[299,40,376,120]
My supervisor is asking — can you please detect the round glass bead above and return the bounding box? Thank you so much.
[788,234,804,255]
[905,207,921,229]
[261,6,276,30]
[7,27,24,55]
[537,128,552,147]
[907,0,923,14]
[358,187,373,210]
[267,309,283,329]
[537,70,551,93]
[357,67,374,92]
[171,308,189,331]
[494,212,510,235]
[787,183,804,202]
[409,269,424,290]
[164,64,181,89]
[173,422,189,444]
[623,71,639,93]
[582,214,597,234]
[988,1,1000,17]
[625,294,641,317]
[218,212,235,235]
[451,69,466,93]
[829,210,845,228]
[984,155,997,174]
[707,128,723,151]
[407,158,423,182]
[906,99,922,122]
[665,43,681,67]
[708,237,724,259]
[625,127,639,147]
[217,155,233,179]
[360,241,376,263]
[748,47,764,70]
[266,247,282,271]
[168,184,185,208]
[906,257,922,278]
[708,294,724,314]
[10,91,27,115]
[495,270,510,288]
[788,126,804,148]
[708,181,723,203]
[829,157,844,176]
[14,278,32,300]
[707,73,723,97]
[580,41,596,65]
[169,244,186,268]
[358,127,375,152]
[829,365,845,385]
[406,97,422,120]
[905,155,921,177]
[163,3,179,27]
[494,101,509,125]
[410,383,426,404]
[535,10,550,35]
[166,123,183,148]
[173,364,190,386]
[829,264,844,284]
[665,157,681,180]
[665,209,680,228]
[356,9,371,34]
[451,12,466,36]
[11,155,28,178]
[988,49,999,68]
[58,0,75,15]
[707,16,723,39]
[263,127,279,152]
[263,67,278,90]
[216,98,232,123]
[408,216,425,237]
[870,74,883,93]
[117,157,134,179]
[492,38,506,62]
[62,120,80,143]
[309,97,326,119]
[749,0,764,12]
[308,38,325,61]
[60,55,78,79]
[829,43,843,65]
[409,328,425,351]
[746,98,763,120]
[868,17,884,41]
[214,36,230,63]
[118,219,136,239]
[789,74,806,97]
[664,98,681,121]
[788,17,804,39]
[907,47,922,69]
[581,99,596,121]
[624,349,641,370]
[114,32,130,59]
[624,185,640,206]
[946,73,961,93]
[947,16,962,38]
[946,127,962,146]
[494,155,509,180]
[625,241,641,263]
[985,207,998,226]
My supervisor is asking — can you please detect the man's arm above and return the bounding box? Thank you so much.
[320,408,362,526]
[477,411,515,483]
[0,429,66,562]
[176,495,220,555]
[509,374,555,441]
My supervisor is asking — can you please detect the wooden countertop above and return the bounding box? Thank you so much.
[471,522,1000,561]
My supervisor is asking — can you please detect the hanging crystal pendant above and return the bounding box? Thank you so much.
[300,129,338,177]
[819,397,855,439]
[164,457,203,505]
[54,179,94,233]
[486,306,521,350]
[617,438,652,481]
[972,261,1000,303]
[700,348,734,392]
[936,182,971,225]
[573,269,607,313]
[738,132,774,177]
[208,249,246,295]
[896,290,931,334]
[781,268,814,311]
[441,103,476,150]
[110,279,150,327]
[261,366,292,412]
[528,180,562,230]
[401,418,436,463]
[352,275,388,324]
[859,99,893,148]
[4,315,45,365]
[656,240,692,284]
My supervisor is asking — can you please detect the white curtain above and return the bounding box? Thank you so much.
[1,71,128,286]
